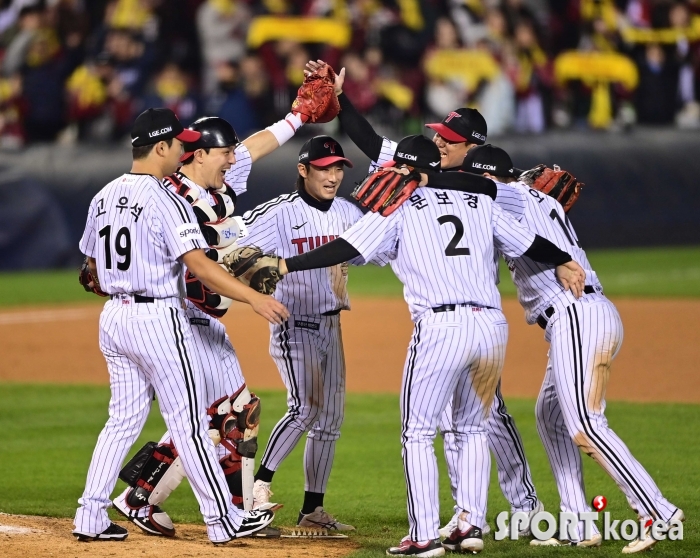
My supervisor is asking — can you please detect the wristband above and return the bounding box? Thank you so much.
[266,112,304,146]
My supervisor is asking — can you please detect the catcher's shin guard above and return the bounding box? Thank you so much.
[212,385,261,509]
[119,441,185,508]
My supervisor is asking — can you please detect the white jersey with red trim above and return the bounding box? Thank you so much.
[238,191,386,315]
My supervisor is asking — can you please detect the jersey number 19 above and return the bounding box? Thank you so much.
[99,225,132,270]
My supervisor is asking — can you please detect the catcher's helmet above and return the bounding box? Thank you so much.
[180,116,239,162]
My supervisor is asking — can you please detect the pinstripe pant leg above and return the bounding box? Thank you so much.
[261,320,323,472]
[127,306,243,541]
[75,305,153,535]
[535,358,596,540]
[305,316,345,493]
[452,310,507,530]
[401,316,469,542]
[486,383,539,513]
[438,401,460,506]
[552,300,677,522]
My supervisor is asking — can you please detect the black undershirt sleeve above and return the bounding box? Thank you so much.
[285,238,361,272]
[523,235,572,265]
[425,172,497,200]
[337,93,384,162]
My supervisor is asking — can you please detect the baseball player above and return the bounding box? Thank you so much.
[235,135,387,530]
[111,110,312,534]
[74,108,286,544]
[308,58,543,536]
[272,135,586,556]
[442,145,683,552]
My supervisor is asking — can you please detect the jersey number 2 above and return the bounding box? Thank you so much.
[437,215,470,256]
[99,225,131,270]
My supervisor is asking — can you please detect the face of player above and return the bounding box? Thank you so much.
[432,133,472,169]
[300,163,344,201]
[200,146,236,189]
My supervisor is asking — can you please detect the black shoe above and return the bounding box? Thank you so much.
[442,525,483,553]
[73,522,128,542]
[387,537,445,557]
[212,509,275,544]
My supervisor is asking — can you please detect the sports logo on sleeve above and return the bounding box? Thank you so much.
[176,223,205,244]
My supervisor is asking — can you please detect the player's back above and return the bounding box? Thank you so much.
[371,187,534,321]
[82,172,201,298]
[497,181,602,323]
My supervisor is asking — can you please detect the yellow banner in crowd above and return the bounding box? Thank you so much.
[622,16,700,44]
[247,17,351,48]
[424,49,500,91]
[554,51,638,90]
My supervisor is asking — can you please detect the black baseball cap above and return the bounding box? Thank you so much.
[180,116,240,162]
[131,108,201,148]
[384,135,441,170]
[426,108,487,145]
[461,144,516,178]
[299,135,353,168]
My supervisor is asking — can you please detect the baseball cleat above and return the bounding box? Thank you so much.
[113,490,175,537]
[515,500,544,537]
[442,524,483,554]
[439,513,490,538]
[212,509,275,544]
[387,536,445,557]
[297,506,355,531]
[73,522,128,542]
[530,532,602,547]
[252,479,281,511]
[621,508,685,554]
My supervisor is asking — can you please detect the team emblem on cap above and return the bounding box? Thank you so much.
[324,141,337,153]
[444,112,461,123]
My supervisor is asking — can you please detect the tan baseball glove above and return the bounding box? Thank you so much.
[291,63,341,123]
[222,246,282,295]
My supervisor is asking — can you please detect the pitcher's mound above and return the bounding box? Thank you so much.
[0,513,357,558]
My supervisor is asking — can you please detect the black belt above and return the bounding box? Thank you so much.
[322,309,341,316]
[432,303,472,313]
[110,294,154,303]
[536,286,598,329]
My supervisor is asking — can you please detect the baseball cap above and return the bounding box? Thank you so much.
[384,135,441,170]
[299,136,353,168]
[461,144,516,178]
[131,108,201,147]
[425,108,487,145]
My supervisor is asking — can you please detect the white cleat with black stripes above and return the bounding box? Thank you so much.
[212,509,275,544]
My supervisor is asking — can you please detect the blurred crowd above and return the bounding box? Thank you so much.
[0,0,699,148]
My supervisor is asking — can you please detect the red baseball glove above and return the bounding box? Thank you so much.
[79,256,108,297]
[352,169,422,216]
[519,164,584,213]
[291,63,341,123]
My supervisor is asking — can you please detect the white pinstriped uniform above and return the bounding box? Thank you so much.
[369,139,540,517]
[75,173,246,543]
[341,187,538,542]
[490,181,677,538]
[237,192,382,494]
[157,143,253,456]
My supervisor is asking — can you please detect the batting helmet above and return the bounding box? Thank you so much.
[180,117,240,162]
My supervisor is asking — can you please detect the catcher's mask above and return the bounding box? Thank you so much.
[461,144,516,178]
[180,116,240,162]
[383,135,441,173]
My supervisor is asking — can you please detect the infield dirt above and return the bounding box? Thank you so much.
[1,297,698,402]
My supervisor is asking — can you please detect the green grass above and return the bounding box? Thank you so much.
[1,246,696,307]
[0,384,698,555]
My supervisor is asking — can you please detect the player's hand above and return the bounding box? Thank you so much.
[383,166,428,186]
[556,261,586,298]
[250,293,289,325]
[278,259,289,276]
[305,59,344,96]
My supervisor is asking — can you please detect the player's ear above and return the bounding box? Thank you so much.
[297,163,308,179]
[195,148,206,164]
